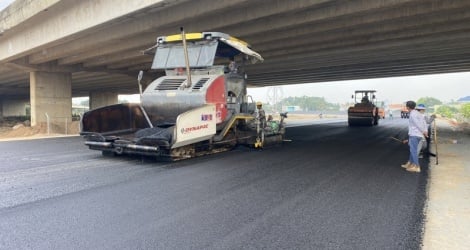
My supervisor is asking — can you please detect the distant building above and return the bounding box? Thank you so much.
[388,103,404,110]
[282,106,301,112]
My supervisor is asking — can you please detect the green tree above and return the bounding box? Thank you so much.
[416,97,442,112]
[282,96,339,111]
[436,105,458,118]
[460,103,470,119]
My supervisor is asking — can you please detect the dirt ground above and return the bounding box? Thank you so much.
[0,118,80,140]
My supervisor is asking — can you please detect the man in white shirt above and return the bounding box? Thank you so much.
[401,101,428,173]
[416,104,436,157]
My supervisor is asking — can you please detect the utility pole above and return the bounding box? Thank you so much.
[267,86,284,113]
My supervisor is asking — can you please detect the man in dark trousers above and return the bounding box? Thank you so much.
[401,101,428,173]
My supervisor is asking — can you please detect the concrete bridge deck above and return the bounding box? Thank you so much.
[1,0,470,97]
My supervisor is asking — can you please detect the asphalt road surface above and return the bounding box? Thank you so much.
[0,118,427,250]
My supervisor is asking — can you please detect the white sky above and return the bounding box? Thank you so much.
[247,72,470,105]
[0,0,14,11]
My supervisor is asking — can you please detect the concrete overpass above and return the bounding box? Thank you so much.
[1,0,470,127]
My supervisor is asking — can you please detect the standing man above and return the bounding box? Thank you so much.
[401,101,428,173]
[256,101,266,129]
[416,104,436,157]
[228,56,238,73]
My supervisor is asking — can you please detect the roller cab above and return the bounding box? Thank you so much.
[347,90,380,126]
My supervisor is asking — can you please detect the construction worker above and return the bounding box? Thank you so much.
[256,101,266,128]
[228,56,238,73]
[361,95,369,103]
[416,104,436,157]
[401,101,428,173]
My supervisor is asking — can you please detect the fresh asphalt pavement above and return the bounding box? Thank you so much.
[0,118,427,249]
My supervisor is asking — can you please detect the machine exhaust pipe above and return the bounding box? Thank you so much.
[180,27,192,88]
[137,70,153,128]
[138,70,144,98]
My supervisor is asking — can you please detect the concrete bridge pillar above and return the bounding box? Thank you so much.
[0,100,3,120]
[30,71,72,132]
[89,91,118,110]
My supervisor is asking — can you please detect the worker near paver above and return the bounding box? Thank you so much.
[228,56,238,73]
[256,101,266,128]
[401,101,428,173]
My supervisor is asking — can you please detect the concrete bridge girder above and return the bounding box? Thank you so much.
[25,0,250,64]
[0,0,189,62]
[89,91,118,110]
[15,1,470,80]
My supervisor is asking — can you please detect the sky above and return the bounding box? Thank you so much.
[246,72,470,105]
[0,0,14,11]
